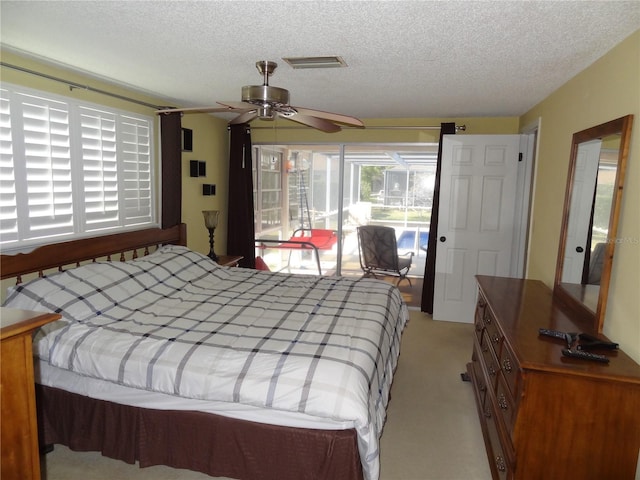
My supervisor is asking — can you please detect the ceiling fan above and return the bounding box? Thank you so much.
[156,60,364,133]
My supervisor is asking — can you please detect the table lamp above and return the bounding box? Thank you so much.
[202,210,220,262]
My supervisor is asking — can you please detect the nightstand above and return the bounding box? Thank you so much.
[216,255,243,267]
[1,308,61,480]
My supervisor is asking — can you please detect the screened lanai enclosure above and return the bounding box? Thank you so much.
[253,144,438,278]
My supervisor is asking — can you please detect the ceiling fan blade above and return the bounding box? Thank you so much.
[290,106,364,127]
[283,114,341,133]
[217,100,255,110]
[229,110,259,124]
[156,106,244,114]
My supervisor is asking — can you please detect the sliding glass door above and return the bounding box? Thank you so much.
[254,145,341,275]
[253,143,437,277]
[340,145,437,278]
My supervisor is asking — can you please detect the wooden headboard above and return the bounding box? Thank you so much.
[1,223,187,283]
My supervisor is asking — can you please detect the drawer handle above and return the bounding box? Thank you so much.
[502,358,512,373]
[489,364,497,376]
[495,455,506,472]
[498,394,508,411]
[483,313,492,324]
[493,334,500,344]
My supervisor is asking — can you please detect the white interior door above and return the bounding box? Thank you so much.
[433,135,521,323]
[561,139,601,283]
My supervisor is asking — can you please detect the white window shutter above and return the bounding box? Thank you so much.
[19,93,74,240]
[0,89,18,243]
[79,106,120,230]
[0,83,156,251]
[120,115,153,226]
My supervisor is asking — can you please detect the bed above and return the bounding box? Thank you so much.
[0,224,408,480]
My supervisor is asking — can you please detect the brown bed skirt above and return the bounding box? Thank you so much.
[36,385,364,480]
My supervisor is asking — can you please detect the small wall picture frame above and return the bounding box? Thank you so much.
[182,128,193,152]
[190,160,206,177]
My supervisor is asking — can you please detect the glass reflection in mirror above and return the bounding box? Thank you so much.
[555,115,633,332]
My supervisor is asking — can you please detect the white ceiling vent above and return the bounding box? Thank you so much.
[282,56,347,69]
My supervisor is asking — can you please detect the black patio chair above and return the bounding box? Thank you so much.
[356,225,414,286]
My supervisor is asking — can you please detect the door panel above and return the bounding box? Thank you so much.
[443,248,465,302]
[477,250,499,276]
[450,176,471,229]
[434,135,520,323]
[561,139,601,283]
[480,176,507,231]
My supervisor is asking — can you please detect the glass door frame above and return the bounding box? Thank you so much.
[252,142,438,276]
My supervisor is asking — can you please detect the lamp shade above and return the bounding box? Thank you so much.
[202,210,220,229]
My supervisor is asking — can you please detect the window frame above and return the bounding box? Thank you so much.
[0,82,158,254]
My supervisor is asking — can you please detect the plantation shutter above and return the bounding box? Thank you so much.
[120,115,152,226]
[0,89,18,243]
[79,106,119,230]
[16,92,74,240]
[0,83,156,251]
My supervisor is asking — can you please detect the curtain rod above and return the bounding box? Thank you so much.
[1,62,165,110]
[252,124,466,131]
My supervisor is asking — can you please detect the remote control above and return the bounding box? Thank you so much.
[538,328,567,340]
[539,328,577,348]
[562,348,609,363]
[577,333,619,350]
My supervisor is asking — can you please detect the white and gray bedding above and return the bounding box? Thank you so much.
[3,245,408,480]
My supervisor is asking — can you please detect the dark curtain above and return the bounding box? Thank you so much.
[227,124,256,269]
[421,122,457,313]
[160,112,182,228]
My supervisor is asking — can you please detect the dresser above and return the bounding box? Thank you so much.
[467,276,640,480]
[1,308,61,480]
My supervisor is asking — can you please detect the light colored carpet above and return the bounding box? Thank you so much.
[41,310,491,480]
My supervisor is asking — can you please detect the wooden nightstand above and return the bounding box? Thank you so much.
[216,255,243,267]
[1,308,61,480]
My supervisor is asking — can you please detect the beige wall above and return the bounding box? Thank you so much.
[180,114,229,255]
[520,30,640,361]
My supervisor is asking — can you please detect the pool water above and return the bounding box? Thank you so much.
[397,230,429,253]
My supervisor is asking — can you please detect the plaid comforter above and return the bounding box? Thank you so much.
[4,245,408,480]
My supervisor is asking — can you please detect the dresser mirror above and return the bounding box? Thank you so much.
[554,114,634,332]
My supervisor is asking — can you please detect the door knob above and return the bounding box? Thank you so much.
[440,236,447,242]
[576,246,584,253]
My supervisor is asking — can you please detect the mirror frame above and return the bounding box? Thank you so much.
[554,114,634,332]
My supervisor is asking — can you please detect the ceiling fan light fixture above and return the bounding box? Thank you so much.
[257,105,275,120]
[282,56,347,69]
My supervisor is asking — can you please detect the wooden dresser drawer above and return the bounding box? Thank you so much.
[484,394,514,480]
[481,308,503,357]
[470,346,489,410]
[474,297,486,340]
[495,372,517,436]
[479,329,501,388]
[498,344,520,398]
[474,314,484,344]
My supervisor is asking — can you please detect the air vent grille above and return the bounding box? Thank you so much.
[282,56,347,69]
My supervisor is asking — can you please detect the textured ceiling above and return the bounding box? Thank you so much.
[1,1,639,121]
